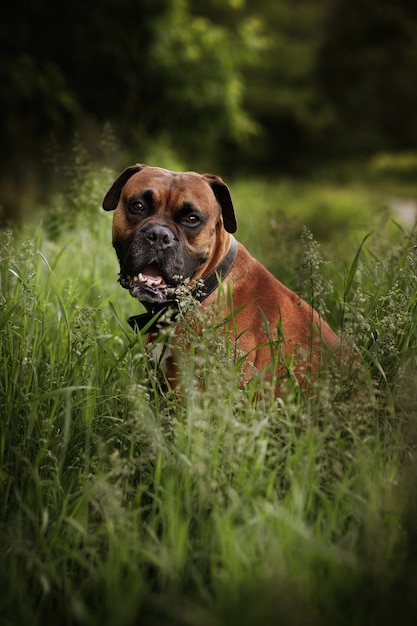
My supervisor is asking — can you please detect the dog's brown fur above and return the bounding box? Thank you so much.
[103,165,340,387]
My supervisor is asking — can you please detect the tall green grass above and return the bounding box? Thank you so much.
[1,165,417,626]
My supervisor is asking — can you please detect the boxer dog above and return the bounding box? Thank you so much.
[103,164,340,388]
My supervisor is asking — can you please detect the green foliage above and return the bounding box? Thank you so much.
[1,0,256,193]
[1,165,417,625]
[239,0,334,170]
[3,0,417,212]
[149,4,255,147]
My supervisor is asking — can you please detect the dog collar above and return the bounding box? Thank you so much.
[196,235,238,301]
[127,236,238,333]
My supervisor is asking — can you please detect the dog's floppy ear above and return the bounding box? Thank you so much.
[203,174,237,233]
[102,164,146,211]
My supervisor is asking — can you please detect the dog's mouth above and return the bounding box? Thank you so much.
[120,263,179,303]
[131,263,168,291]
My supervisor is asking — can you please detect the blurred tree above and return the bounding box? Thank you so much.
[233,0,334,173]
[2,0,417,222]
[142,0,257,165]
[317,0,417,158]
[225,0,417,173]
[0,0,255,220]
[0,0,168,217]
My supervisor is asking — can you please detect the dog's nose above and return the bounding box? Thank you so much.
[144,225,175,249]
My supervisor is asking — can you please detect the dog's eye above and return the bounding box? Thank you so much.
[182,214,200,226]
[129,200,146,214]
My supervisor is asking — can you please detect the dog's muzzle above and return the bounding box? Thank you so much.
[118,224,186,304]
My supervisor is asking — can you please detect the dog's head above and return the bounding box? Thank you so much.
[103,164,237,303]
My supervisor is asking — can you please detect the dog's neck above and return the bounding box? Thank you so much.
[127,236,238,333]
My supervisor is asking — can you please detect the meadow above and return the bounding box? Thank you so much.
[1,159,417,626]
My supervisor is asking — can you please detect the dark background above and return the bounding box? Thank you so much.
[1,0,417,220]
